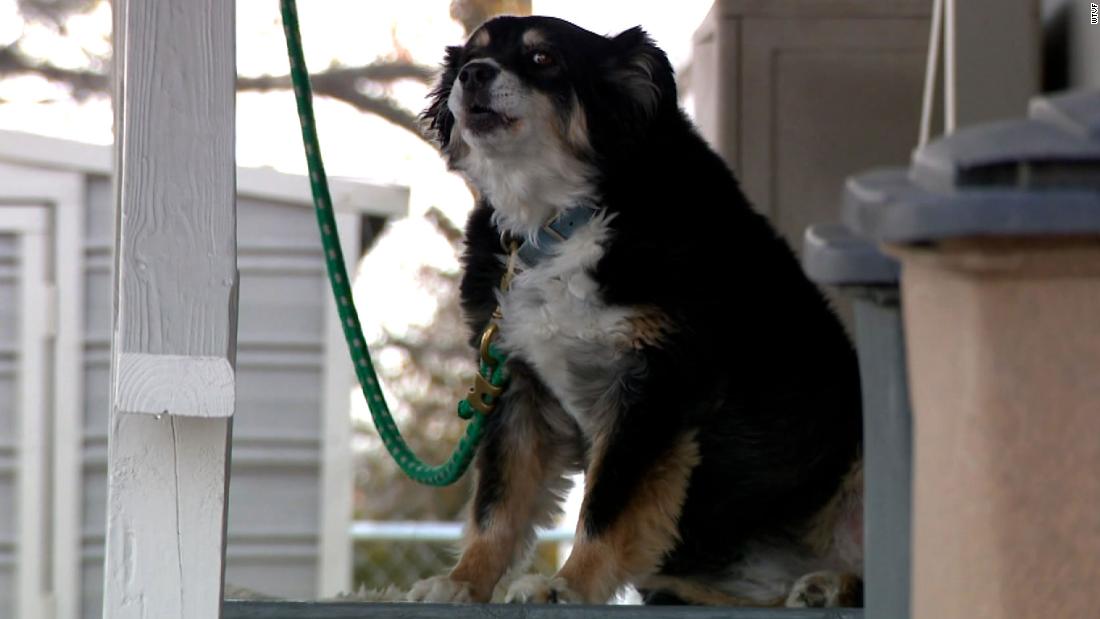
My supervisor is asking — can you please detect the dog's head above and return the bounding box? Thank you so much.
[422,16,676,229]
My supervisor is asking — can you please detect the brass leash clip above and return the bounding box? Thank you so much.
[463,241,519,415]
[466,320,503,414]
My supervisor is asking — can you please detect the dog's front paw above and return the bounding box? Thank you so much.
[407,575,474,603]
[504,574,580,604]
[785,571,863,608]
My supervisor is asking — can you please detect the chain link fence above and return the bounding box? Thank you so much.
[352,521,573,592]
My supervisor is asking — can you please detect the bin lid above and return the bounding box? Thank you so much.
[1029,89,1100,142]
[802,223,899,286]
[844,167,1100,244]
[845,90,1100,244]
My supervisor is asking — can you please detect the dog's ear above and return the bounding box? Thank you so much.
[420,45,463,150]
[607,27,674,121]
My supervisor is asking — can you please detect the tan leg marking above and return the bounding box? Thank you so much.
[564,96,591,154]
[555,432,700,603]
[803,458,864,567]
[627,306,677,350]
[543,91,591,156]
[450,413,575,601]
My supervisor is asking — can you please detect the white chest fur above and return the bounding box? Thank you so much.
[496,213,633,428]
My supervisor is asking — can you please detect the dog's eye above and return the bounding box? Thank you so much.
[531,51,554,67]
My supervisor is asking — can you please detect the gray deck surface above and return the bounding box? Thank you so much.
[222,601,863,618]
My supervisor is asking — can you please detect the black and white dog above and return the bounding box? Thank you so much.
[409,15,864,607]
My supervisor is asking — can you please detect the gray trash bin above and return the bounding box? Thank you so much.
[843,89,1100,619]
[802,223,908,619]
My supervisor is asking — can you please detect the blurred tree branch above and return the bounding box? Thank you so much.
[4,0,534,147]
[0,44,108,97]
[0,38,437,141]
[450,0,531,34]
[237,63,434,140]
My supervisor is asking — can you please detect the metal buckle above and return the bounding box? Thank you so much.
[479,322,499,365]
[465,372,504,414]
[464,241,517,416]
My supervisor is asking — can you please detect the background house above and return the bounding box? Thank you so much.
[0,130,407,618]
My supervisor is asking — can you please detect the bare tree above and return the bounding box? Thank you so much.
[2,0,532,140]
[450,0,532,33]
[1,0,437,142]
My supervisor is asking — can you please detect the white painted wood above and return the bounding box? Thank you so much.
[1,206,52,619]
[0,129,409,218]
[104,1,237,618]
[945,0,1039,131]
[317,212,359,596]
[112,0,238,364]
[115,354,235,418]
[0,164,87,619]
[103,416,233,618]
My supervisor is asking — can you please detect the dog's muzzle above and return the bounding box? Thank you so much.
[458,61,514,134]
[459,61,500,95]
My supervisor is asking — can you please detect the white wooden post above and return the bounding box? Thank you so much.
[103,0,237,617]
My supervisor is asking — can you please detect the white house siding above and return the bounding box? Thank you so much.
[0,234,17,617]
[80,175,112,618]
[0,130,407,619]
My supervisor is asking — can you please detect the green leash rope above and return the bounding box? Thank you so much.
[280,0,504,486]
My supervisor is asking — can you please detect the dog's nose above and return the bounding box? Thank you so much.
[458,61,499,92]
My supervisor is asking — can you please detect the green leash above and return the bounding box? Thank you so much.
[279,0,506,486]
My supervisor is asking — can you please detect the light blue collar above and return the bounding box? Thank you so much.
[515,203,602,267]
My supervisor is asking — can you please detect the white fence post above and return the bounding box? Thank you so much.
[103,0,237,617]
